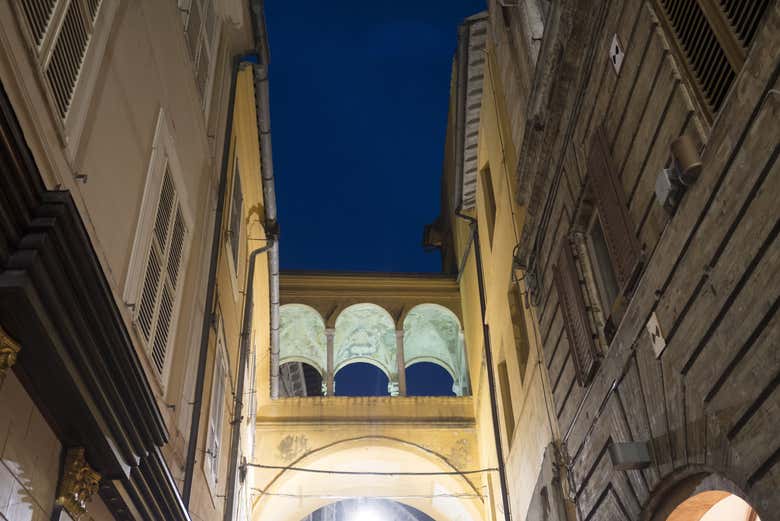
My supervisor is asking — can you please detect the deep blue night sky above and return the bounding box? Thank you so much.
[266,0,486,273]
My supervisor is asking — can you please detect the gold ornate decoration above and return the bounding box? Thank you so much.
[0,325,21,386]
[55,448,102,520]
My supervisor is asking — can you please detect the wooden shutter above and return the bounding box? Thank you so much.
[654,0,771,118]
[508,285,530,383]
[554,238,598,386]
[138,169,187,378]
[588,128,641,292]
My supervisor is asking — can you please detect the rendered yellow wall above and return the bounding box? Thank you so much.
[444,45,559,521]
[190,64,269,521]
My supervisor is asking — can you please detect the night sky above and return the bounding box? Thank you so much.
[266,0,486,273]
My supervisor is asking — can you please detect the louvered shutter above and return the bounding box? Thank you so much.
[18,0,103,120]
[655,0,771,117]
[554,239,598,386]
[588,128,641,292]
[137,169,187,378]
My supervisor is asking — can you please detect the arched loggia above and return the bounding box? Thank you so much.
[403,304,469,396]
[279,304,327,376]
[334,303,398,395]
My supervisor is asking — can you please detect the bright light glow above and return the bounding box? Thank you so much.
[349,506,384,521]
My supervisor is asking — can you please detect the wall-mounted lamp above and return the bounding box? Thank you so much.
[656,134,702,214]
[608,441,653,471]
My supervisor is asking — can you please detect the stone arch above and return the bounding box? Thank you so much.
[251,436,483,521]
[403,304,469,396]
[641,468,763,521]
[333,303,397,378]
[279,304,327,375]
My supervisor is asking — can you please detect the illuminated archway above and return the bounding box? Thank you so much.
[279,304,327,375]
[403,304,469,396]
[251,436,483,521]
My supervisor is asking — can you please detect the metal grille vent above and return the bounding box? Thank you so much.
[656,0,770,118]
[20,0,57,48]
[45,0,91,119]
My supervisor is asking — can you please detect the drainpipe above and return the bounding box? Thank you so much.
[249,0,282,400]
[183,55,241,506]
[222,239,275,521]
[453,21,513,521]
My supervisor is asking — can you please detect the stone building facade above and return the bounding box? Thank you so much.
[433,0,779,520]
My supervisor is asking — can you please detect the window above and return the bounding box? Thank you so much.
[653,0,771,120]
[587,127,641,294]
[179,0,220,109]
[124,110,192,387]
[508,284,530,384]
[480,166,497,246]
[228,157,243,270]
[497,360,515,444]
[14,0,118,155]
[585,213,620,317]
[205,318,227,492]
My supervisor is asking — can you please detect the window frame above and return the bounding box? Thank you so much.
[225,152,243,302]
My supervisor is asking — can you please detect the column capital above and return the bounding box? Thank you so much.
[0,325,21,386]
[55,448,101,520]
[325,327,336,337]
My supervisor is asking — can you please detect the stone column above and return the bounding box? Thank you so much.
[325,328,335,396]
[395,330,407,396]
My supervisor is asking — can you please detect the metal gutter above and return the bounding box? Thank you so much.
[182,55,240,506]
[249,0,282,401]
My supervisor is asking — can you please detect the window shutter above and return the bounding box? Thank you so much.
[588,127,641,291]
[229,166,243,268]
[654,0,771,117]
[44,0,91,119]
[554,238,598,386]
[19,0,57,48]
[18,0,104,120]
[137,169,187,378]
[207,337,226,487]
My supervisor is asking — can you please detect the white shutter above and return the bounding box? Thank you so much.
[18,0,103,120]
[181,0,219,103]
[137,168,188,379]
[206,328,227,489]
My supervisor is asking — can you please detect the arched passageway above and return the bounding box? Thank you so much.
[251,437,483,521]
[665,492,760,521]
[300,498,435,521]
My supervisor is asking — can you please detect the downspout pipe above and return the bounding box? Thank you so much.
[222,239,275,521]
[453,20,513,521]
[248,0,281,400]
[183,55,241,506]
